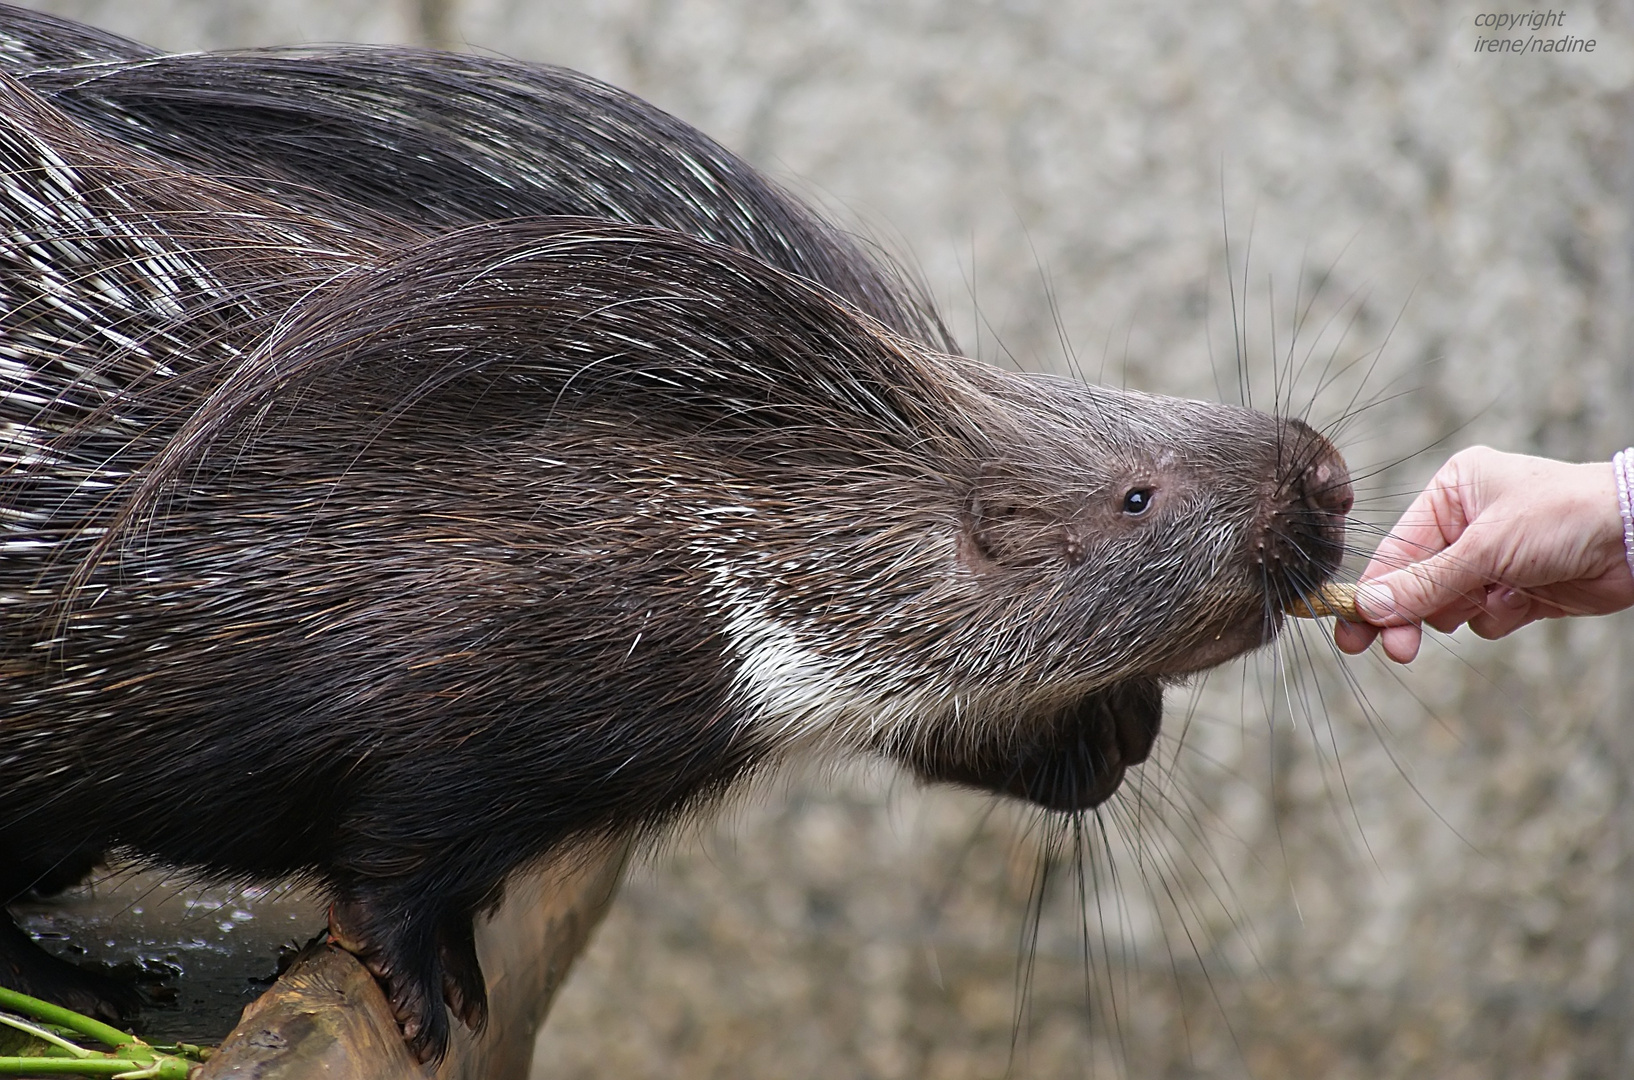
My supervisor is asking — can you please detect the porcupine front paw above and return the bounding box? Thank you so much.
[435,910,487,1033]
[328,894,487,1063]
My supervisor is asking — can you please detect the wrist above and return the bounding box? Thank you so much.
[1615,451,1634,579]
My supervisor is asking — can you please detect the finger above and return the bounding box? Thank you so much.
[1469,589,1536,639]
[1334,619,1378,654]
[1362,526,1448,583]
[1379,623,1422,664]
[1356,535,1498,627]
[1424,596,1483,635]
[1356,475,1467,582]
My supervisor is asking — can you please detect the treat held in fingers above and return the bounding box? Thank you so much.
[1284,583,1360,621]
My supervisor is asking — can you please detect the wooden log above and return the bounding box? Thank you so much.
[196,845,628,1080]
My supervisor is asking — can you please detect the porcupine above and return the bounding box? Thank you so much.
[0,7,1354,1064]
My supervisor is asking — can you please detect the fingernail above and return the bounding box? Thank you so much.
[1497,587,1526,610]
[1355,581,1395,623]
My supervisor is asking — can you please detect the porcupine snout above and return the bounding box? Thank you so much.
[1260,418,1353,590]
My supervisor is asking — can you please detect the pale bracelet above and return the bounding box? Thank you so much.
[1615,448,1634,578]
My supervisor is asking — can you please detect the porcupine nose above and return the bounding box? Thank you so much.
[1296,447,1354,518]
[1263,421,1352,584]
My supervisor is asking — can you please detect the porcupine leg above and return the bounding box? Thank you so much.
[0,844,142,1023]
[435,907,487,1032]
[328,889,487,1063]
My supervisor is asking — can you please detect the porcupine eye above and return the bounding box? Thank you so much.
[1122,487,1155,516]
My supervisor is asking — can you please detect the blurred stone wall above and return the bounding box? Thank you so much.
[21,0,1634,1076]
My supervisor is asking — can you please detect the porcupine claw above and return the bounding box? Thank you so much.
[328,896,488,1063]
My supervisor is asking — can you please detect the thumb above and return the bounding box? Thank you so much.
[1356,541,1493,626]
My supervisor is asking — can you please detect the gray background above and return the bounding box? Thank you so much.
[17,0,1634,1076]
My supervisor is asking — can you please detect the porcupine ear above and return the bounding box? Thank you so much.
[959,461,1080,572]
[900,678,1163,811]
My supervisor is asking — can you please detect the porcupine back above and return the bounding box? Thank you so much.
[0,4,152,68]
[5,19,951,349]
[0,72,402,660]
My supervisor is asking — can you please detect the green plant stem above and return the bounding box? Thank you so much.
[0,990,132,1051]
[0,1057,191,1078]
[0,1013,92,1057]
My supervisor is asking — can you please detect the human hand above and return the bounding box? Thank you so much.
[1334,446,1634,663]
